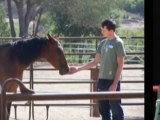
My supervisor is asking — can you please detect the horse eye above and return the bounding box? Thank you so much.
[56,48,63,55]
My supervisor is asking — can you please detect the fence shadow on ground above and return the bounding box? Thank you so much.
[126,116,144,120]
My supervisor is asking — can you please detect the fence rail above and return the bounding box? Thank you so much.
[5,91,144,102]
[21,80,144,84]
[0,36,144,64]
[0,79,144,120]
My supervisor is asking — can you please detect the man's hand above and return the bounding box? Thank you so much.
[108,83,118,91]
[67,66,79,74]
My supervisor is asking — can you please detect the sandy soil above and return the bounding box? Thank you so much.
[9,63,144,120]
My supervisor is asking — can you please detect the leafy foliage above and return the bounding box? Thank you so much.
[124,0,144,16]
[3,0,144,37]
[0,5,10,37]
[41,0,125,36]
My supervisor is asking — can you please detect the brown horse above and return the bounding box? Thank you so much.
[0,34,69,119]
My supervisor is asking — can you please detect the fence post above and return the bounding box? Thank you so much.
[29,64,34,120]
[90,67,100,117]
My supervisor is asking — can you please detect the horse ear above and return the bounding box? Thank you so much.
[47,33,60,43]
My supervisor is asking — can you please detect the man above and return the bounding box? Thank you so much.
[68,19,126,120]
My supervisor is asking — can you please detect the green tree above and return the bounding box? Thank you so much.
[6,0,44,37]
[5,0,126,37]
[124,0,144,16]
[43,0,125,36]
[0,5,10,37]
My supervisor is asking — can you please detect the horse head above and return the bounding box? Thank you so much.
[44,33,69,75]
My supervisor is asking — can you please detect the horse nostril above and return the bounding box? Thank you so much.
[59,66,69,75]
[66,67,69,72]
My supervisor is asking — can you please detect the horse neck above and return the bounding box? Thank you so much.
[23,47,48,69]
[10,38,48,69]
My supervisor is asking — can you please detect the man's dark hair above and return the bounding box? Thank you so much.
[101,19,116,31]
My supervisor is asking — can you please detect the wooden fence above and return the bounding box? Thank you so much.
[0,78,144,120]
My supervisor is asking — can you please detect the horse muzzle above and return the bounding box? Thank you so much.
[59,66,69,75]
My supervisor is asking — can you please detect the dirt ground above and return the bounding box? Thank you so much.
[9,63,144,120]
[120,18,144,31]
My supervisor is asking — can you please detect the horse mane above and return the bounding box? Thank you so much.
[8,37,48,64]
[0,43,11,50]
